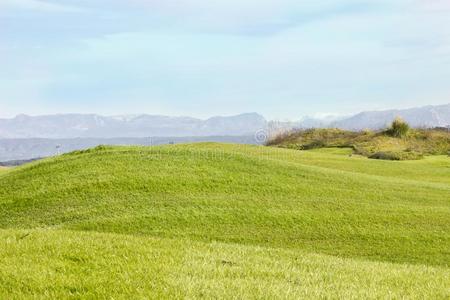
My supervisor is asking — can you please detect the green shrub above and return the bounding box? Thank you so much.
[300,140,326,150]
[369,151,423,161]
[386,117,410,138]
[268,126,448,160]
[63,145,113,156]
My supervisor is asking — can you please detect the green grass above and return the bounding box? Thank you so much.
[1,229,448,299]
[0,143,449,298]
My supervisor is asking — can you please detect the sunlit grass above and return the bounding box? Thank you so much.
[0,143,448,298]
[1,229,448,299]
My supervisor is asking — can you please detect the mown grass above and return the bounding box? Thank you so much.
[0,143,449,298]
[1,229,449,299]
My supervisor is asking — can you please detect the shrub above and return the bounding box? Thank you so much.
[386,117,410,138]
[369,151,423,161]
[300,140,326,150]
[94,145,110,151]
[63,145,112,156]
[266,130,295,146]
[267,126,448,160]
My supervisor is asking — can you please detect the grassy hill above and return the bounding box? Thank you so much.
[0,144,449,298]
[268,128,450,160]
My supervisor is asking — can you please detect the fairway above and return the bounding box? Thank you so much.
[0,144,449,298]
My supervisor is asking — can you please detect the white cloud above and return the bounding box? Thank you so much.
[1,0,449,118]
[0,0,84,13]
[126,0,386,34]
[417,0,450,12]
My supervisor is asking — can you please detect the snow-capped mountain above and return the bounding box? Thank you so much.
[331,104,450,130]
[0,113,267,138]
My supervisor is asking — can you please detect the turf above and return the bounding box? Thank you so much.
[0,143,449,298]
[1,230,449,299]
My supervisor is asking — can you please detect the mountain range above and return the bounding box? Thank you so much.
[331,104,450,130]
[0,104,448,162]
[0,113,267,139]
[1,104,448,140]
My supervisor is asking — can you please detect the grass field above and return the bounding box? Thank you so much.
[0,143,449,298]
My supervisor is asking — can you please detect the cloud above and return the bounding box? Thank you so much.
[133,0,372,14]
[0,0,85,13]
[0,0,449,118]
[123,0,388,35]
[417,0,450,12]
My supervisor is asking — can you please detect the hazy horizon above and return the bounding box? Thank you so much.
[0,103,449,122]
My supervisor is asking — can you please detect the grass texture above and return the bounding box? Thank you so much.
[0,143,448,298]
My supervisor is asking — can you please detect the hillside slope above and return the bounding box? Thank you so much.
[0,144,449,298]
[268,128,450,160]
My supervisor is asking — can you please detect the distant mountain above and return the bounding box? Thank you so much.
[296,115,347,129]
[332,104,450,130]
[0,113,267,139]
[0,104,448,160]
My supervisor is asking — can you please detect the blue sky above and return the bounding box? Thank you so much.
[1,0,449,119]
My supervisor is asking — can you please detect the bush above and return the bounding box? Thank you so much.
[299,140,326,150]
[63,145,112,156]
[386,117,410,138]
[266,130,295,146]
[369,151,423,161]
[267,126,448,160]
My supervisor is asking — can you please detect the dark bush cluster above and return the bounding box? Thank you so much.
[369,151,423,161]
[386,117,410,138]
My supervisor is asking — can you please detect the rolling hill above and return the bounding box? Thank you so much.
[267,127,450,160]
[0,144,449,298]
[0,136,258,162]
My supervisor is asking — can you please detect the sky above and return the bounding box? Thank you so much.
[0,0,449,120]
